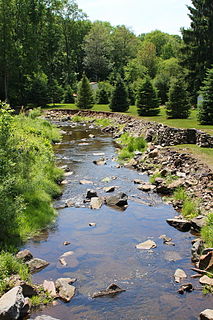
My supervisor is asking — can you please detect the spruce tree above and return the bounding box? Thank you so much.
[109,77,129,112]
[198,68,213,124]
[136,77,160,116]
[181,0,213,102]
[166,78,190,119]
[76,74,94,109]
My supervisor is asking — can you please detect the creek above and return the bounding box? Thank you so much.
[24,121,212,320]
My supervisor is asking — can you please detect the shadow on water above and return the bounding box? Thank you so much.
[24,122,212,320]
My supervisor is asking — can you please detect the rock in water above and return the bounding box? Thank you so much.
[55,278,76,302]
[199,275,213,286]
[90,197,103,209]
[105,193,128,207]
[136,240,157,250]
[92,283,126,298]
[166,218,191,232]
[32,316,61,320]
[16,250,33,262]
[0,286,25,320]
[177,283,193,294]
[174,269,187,283]
[43,280,57,297]
[198,251,213,271]
[86,189,98,199]
[26,258,49,273]
[200,309,213,320]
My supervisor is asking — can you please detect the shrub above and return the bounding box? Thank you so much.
[201,212,213,247]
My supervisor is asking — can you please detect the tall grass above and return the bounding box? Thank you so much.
[201,213,213,248]
[117,133,147,161]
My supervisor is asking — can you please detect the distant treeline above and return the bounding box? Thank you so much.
[0,0,212,107]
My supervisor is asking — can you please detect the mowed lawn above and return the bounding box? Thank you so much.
[47,103,213,135]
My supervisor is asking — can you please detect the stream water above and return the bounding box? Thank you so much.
[25,121,212,320]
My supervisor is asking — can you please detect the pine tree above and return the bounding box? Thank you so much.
[109,77,129,112]
[181,0,213,102]
[136,77,160,116]
[166,77,190,119]
[76,74,94,109]
[198,68,213,124]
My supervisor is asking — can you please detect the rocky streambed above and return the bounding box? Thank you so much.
[1,113,212,320]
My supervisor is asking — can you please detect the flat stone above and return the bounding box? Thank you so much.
[89,223,96,227]
[199,275,213,286]
[64,171,73,177]
[0,286,24,320]
[174,269,187,283]
[134,179,144,184]
[103,186,116,193]
[167,179,184,190]
[136,240,157,250]
[164,251,182,262]
[27,258,49,273]
[92,283,126,298]
[32,316,61,320]
[63,241,71,246]
[177,283,193,294]
[166,218,191,232]
[43,280,57,298]
[137,184,156,192]
[79,180,93,185]
[191,215,207,231]
[200,309,213,320]
[90,197,103,209]
[61,180,68,185]
[16,250,33,262]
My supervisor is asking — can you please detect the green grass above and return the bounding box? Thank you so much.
[30,287,54,307]
[201,212,213,248]
[173,187,188,202]
[116,133,147,162]
[0,252,30,295]
[46,104,213,135]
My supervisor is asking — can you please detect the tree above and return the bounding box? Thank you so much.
[83,21,112,81]
[137,41,158,78]
[109,77,129,112]
[181,0,213,102]
[76,74,94,109]
[96,82,112,104]
[166,77,190,119]
[136,77,160,116]
[26,72,49,107]
[198,68,213,124]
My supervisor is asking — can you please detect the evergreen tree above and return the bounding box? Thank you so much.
[181,0,213,102]
[109,77,129,112]
[136,77,160,116]
[76,74,94,109]
[63,85,75,103]
[166,77,190,119]
[96,87,109,104]
[198,68,213,124]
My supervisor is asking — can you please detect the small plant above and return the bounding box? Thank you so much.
[182,199,199,219]
[201,212,213,248]
[117,133,146,162]
[173,187,188,202]
[94,118,113,127]
[202,284,213,295]
[0,252,30,296]
[30,287,53,307]
[149,172,162,184]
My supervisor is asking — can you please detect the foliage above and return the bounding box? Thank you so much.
[0,252,30,295]
[166,77,190,119]
[96,81,113,104]
[76,74,94,109]
[173,188,188,202]
[0,102,62,248]
[63,85,75,104]
[136,77,160,116]
[201,212,213,248]
[30,287,54,307]
[117,132,146,161]
[198,68,213,125]
[109,77,129,112]
[25,72,49,107]
[181,0,213,102]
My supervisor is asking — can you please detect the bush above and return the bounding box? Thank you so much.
[198,68,213,125]
[109,77,129,112]
[76,74,94,109]
[201,212,213,247]
[166,77,190,119]
[136,77,160,116]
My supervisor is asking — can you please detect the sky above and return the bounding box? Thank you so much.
[77,0,192,35]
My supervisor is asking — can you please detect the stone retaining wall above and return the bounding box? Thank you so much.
[45,109,213,148]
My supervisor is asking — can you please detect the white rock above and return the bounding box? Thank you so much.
[0,286,24,320]
[136,240,157,250]
[174,269,187,283]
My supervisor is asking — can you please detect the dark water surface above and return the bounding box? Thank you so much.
[25,122,212,320]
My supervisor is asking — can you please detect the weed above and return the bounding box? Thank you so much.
[201,212,213,248]
[30,287,54,307]
[173,188,188,202]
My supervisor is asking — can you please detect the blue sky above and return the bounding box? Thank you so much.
[77,0,192,35]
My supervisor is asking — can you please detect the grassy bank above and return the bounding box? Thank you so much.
[0,104,63,249]
[46,103,213,135]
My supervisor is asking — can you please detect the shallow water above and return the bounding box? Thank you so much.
[24,122,212,320]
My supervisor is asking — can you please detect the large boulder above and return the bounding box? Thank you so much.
[105,192,128,207]
[0,286,25,320]
[166,218,191,232]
